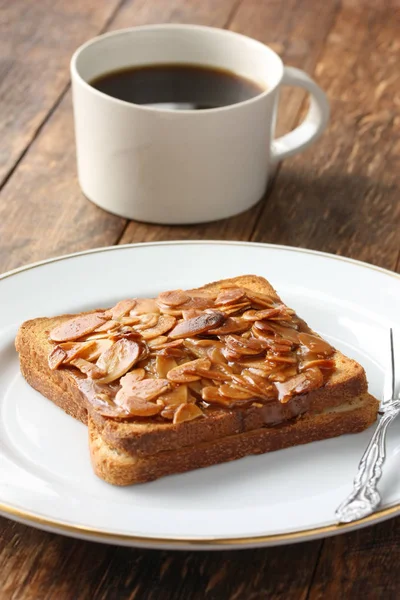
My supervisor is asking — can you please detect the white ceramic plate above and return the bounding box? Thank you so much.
[1,242,399,550]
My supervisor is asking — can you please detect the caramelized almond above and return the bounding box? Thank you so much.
[275,367,323,403]
[115,379,170,416]
[299,358,335,370]
[50,313,106,342]
[161,406,176,420]
[48,346,67,369]
[159,385,188,406]
[147,336,168,348]
[94,320,120,333]
[182,309,203,320]
[216,302,251,315]
[207,346,227,364]
[69,358,106,379]
[225,334,267,355]
[298,332,334,356]
[246,290,276,308]
[95,339,141,384]
[134,314,159,331]
[173,403,203,424]
[169,312,225,339]
[215,288,245,305]
[141,314,176,340]
[106,299,137,320]
[167,358,211,383]
[195,368,227,381]
[158,290,190,307]
[202,386,222,402]
[219,384,255,400]
[156,355,177,378]
[130,298,160,315]
[120,369,146,387]
[208,317,250,335]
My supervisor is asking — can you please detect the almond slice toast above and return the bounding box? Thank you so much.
[15,275,379,485]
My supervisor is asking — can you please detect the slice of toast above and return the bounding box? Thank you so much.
[15,275,379,485]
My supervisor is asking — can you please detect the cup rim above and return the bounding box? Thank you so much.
[70,24,284,115]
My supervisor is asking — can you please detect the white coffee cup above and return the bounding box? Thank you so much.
[71,25,329,224]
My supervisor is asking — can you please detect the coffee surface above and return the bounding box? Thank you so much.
[90,64,264,110]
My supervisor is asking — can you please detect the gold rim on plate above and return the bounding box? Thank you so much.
[1,241,399,547]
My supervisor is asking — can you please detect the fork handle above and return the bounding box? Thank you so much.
[335,405,400,523]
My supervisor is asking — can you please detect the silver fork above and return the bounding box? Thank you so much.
[336,329,399,524]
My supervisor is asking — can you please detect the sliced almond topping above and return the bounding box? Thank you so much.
[48,346,67,370]
[158,346,187,359]
[49,313,106,342]
[182,309,203,320]
[120,368,146,387]
[242,306,287,321]
[95,339,141,384]
[241,370,276,398]
[156,355,177,378]
[106,299,137,320]
[158,290,190,307]
[160,406,175,420]
[208,317,250,335]
[130,298,160,315]
[275,367,323,403]
[158,385,188,406]
[117,378,170,403]
[115,379,170,416]
[207,346,227,365]
[176,295,217,311]
[94,320,120,333]
[134,314,159,331]
[69,358,106,379]
[169,312,225,339]
[167,358,211,383]
[299,358,335,371]
[219,384,255,400]
[298,332,334,356]
[141,314,177,340]
[173,403,203,424]
[267,354,298,365]
[59,340,112,363]
[195,368,227,382]
[215,288,245,305]
[267,322,301,343]
[246,290,276,308]
[202,386,222,402]
[225,335,267,356]
[216,302,251,315]
[147,336,168,348]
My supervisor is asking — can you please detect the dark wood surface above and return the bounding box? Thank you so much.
[1,1,399,598]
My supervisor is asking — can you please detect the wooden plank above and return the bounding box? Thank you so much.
[309,520,400,599]
[0,519,320,600]
[0,0,124,187]
[119,0,339,246]
[252,2,400,271]
[0,0,239,274]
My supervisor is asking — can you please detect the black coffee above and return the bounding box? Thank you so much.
[90,64,264,110]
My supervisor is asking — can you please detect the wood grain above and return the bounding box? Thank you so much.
[252,2,400,271]
[0,519,319,600]
[309,519,400,599]
[0,0,124,187]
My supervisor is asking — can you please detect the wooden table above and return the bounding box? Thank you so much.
[1,1,399,598]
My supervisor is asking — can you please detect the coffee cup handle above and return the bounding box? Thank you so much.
[271,66,329,162]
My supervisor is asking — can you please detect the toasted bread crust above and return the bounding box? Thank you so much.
[89,393,378,485]
[15,275,379,484]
